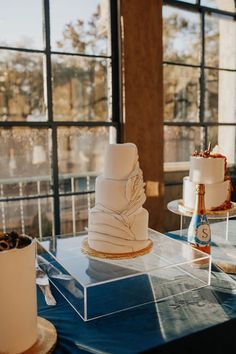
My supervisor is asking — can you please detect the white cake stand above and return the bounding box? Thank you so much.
[167,199,236,240]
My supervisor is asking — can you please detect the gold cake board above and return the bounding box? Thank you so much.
[23,317,57,354]
[214,260,236,275]
[212,240,236,274]
[178,200,234,216]
[81,238,153,259]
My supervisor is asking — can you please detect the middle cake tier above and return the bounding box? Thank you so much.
[95,175,146,212]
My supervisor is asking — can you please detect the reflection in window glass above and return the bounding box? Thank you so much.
[207,126,218,149]
[164,64,200,122]
[205,70,236,123]
[163,5,201,65]
[0,0,43,49]
[205,15,236,70]
[0,129,53,239]
[201,0,236,12]
[208,126,236,164]
[0,51,46,122]
[60,194,95,234]
[50,0,110,56]
[164,126,201,162]
[0,128,51,179]
[205,69,218,122]
[59,175,96,195]
[52,55,111,121]
[1,197,53,238]
[57,126,111,176]
[0,179,51,199]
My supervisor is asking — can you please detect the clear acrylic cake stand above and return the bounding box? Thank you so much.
[167,200,236,240]
[37,229,211,321]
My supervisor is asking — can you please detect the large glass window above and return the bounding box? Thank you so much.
[163,0,236,164]
[0,0,119,237]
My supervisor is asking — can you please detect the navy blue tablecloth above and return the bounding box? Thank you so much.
[38,264,236,353]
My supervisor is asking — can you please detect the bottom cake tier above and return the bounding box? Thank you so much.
[88,207,150,254]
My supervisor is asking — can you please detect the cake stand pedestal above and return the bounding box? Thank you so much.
[167,200,236,274]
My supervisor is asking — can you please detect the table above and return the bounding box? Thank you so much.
[37,226,236,354]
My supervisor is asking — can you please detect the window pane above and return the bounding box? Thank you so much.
[59,175,96,195]
[0,0,43,49]
[52,55,111,121]
[0,197,54,238]
[60,193,95,235]
[205,69,218,122]
[164,64,200,122]
[57,126,111,177]
[207,126,236,164]
[205,14,236,70]
[201,0,236,12]
[0,128,52,181]
[0,178,52,200]
[0,51,46,122]
[163,6,201,65]
[205,69,236,123]
[50,0,110,56]
[164,126,202,162]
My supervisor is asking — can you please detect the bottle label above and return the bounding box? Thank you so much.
[188,214,211,247]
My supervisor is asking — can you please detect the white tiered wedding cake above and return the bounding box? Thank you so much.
[183,150,232,212]
[87,143,152,256]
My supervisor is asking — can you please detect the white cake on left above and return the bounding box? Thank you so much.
[88,143,151,254]
[0,236,37,354]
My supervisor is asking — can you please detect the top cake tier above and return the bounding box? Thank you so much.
[189,156,225,184]
[103,143,139,180]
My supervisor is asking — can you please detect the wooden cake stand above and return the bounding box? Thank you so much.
[81,238,153,259]
[23,317,57,354]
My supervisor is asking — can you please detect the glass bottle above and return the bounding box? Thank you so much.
[187,184,211,254]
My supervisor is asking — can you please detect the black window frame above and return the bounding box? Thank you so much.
[163,0,236,159]
[0,0,120,236]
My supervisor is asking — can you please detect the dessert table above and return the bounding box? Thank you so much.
[37,223,236,354]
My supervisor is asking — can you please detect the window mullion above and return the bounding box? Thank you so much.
[43,0,61,236]
[110,0,121,142]
[199,9,207,149]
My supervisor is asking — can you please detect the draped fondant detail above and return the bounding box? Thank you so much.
[89,207,148,241]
